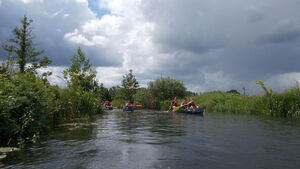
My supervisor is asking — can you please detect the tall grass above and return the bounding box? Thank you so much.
[192,92,264,114]
[192,87,300,117]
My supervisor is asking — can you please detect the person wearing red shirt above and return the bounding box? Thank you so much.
[181,97,188,109]
[187,98,197,108]
[123,101,132,109]
[104,101,112,109]
[169,97,178,110]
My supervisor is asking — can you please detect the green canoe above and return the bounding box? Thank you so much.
[123,107,134,112]
[175,107,205,114]
[104,107,113,110]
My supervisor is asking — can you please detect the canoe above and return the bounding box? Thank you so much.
[175,107,205,114]
[104,107,113,110]
[123,107,134,112]
[135,105,143,109]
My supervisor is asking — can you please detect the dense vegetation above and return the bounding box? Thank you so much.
[0,15,104,146]
[109,76,188,110]
[191,81,300,117]
[108,72,300,118]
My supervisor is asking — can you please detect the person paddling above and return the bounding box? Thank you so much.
[123,100,132,109]
[181,97,188,109]
[187,98,197,109]
[104,100,112,109]
[169,97,178,111]
[123,100,133,112]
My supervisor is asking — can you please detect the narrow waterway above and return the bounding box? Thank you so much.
[1,110,300,169]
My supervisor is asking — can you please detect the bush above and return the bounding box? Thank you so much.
[0,72,104,146]
[133,88,160,109]
[0,72,54,145]
[111,99,124,108]
[148,77,186,100]
[159,100,171,111]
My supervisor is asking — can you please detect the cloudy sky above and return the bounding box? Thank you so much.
[1,0,300,94]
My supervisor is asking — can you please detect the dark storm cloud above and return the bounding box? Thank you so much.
[2,0,300,93]
[140,0,300,89]
[141,0,227,54]
[260,19,300,43]
[0,0,122,67]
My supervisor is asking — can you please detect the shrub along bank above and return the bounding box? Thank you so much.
[191,87,300,117]
[0,14,104,146]
[132,78,300,118]
[0,72,103,146]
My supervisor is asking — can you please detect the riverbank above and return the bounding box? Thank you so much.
[158,85,300,118]
[192,87,300,117]
[0,72,103,147]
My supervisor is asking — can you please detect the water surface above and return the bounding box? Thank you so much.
[1,110,300,169]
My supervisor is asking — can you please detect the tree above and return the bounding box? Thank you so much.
[98,83,112,102]
[109,86,119,99]
[226,89,240,94]
[148,77,187,100]
[2,14,51,74]
[120,69,139,102]
[133,88,160,109]
[63,47,98,92]
[122,69,139,89]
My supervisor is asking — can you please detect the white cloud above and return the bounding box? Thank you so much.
[95,67,127,87]
[100,0,142,17]
[43,9,63,17]
[91,35,108,46]
[82,15,123,36]
[266,72,300,92]
[37,66,67,87]
[2,0,300,93]
[63,13,70,18]
[75,0,87,4]
[21,0,43,4]
[65,33,94,46]
[64,29,79,39]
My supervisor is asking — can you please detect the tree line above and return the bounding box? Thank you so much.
[0,15,191,146]
[2,14,298,147]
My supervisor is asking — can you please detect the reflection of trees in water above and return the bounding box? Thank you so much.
[52,124,95,141]
[149,113,187,137]
[2,123,97,167]
[114,111,188,141]
[51,115,102,141]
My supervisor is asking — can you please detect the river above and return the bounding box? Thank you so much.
[1,110,300,169]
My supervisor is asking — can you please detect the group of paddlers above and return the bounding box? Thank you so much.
[169,97,198,111]
[101,100,113,109]
[101,100,133,109]
[102,97,197,111]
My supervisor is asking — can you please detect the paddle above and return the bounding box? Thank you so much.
[167,105,172,112]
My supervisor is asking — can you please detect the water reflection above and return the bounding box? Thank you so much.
[1,110,300,169]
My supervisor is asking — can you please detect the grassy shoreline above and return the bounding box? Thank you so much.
[191,88,300,117]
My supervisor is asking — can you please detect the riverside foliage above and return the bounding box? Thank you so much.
[192,82,300,117]
[133,77,300,118]
[133,77,188,110]
[0,55,104,146]
[0,15,104,146]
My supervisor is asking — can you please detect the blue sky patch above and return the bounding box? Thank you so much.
[88,0,110,18]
